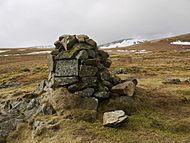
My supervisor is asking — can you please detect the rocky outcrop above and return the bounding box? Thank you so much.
[163,77,190,84]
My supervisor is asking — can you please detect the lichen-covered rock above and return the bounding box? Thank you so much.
[184,78,190,84]
[48,88,98,115]
[99,70,112,81]
[86,39,97,48]
[111,81,136,96]
[79,65,98,77]
[0,114,18,141]
[67,82,87,93]
[55,49,78,59]
[98,50,109,60]
[73,43,95,51]
[82,58,100,66]
[163,78,181,84]
[48,54,54,72]
[60,35,77,51]
[102,80,113,89]
[54,60,78,77]
[76,50,88,60]
[76,35,89,43]
[74,88,95,97]
[53,77,79,86]
[81,77,97,87]
[34,80,48,95]
[103,110,128,127]
[94,91,110,99]
[41,103,56,115]
[110,75,122,85]
[87,49,96,58]
[102,59,112,68]
[54,40,62,49]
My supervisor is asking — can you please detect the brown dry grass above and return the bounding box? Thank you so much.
[1,36,190,142]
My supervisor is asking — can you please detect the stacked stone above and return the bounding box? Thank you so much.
[48,34,121,99]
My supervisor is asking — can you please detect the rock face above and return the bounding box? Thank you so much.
[103,110,128,127]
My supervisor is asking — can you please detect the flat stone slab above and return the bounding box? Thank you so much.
[103,110,128,127]
[54,60,79,76]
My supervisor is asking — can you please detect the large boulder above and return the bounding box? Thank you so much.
[103,110,128,127]
[47,88,98,115]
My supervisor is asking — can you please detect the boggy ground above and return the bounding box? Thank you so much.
[0,37,190,143]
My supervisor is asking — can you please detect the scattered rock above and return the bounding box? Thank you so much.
[0,82,21,89]
[163,78,181,84]
[41,103,56,115]
[184,78,190,84]
[0,114,18,141]
[103,110,128,127]
[112,67,141,74]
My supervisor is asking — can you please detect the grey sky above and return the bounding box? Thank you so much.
[0,0,189,47]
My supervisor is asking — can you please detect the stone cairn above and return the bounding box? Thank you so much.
[48,35,122,99]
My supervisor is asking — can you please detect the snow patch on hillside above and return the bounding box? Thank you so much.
[99,39,146,49]
[0,50,9,53]
[171,41,190,45]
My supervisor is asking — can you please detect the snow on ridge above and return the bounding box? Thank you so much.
[171,41,190,45]
[0,50,9,53]
[99,39,146,49]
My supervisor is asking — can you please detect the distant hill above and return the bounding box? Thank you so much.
[106,33,190,52]
[151,33,190,43]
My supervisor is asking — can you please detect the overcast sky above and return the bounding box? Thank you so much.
[0,0,189,47]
